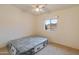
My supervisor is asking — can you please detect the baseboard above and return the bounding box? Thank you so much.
[0,44,6,48]
[48,41,79,51]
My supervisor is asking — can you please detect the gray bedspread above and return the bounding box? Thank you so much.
[8,36,48,54]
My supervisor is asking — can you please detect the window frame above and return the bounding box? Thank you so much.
[44,17,58,31]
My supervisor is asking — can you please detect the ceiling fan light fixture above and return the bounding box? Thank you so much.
[35,8,40,12]
[34,8,44,12]
[32,4,47,12]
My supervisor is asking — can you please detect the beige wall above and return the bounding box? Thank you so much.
[36,6,79,49]
[0,5,79,49]
[0,5,35,48]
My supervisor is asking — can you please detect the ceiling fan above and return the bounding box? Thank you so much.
[32,4,47,12]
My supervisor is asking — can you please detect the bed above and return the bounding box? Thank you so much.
[7,36,48,55]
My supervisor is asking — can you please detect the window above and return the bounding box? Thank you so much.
[45,18,58,31]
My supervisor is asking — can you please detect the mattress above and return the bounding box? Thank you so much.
[7,36,48,55]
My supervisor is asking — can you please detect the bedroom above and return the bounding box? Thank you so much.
[0,4,79,55]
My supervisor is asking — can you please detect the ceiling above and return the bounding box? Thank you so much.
[12,4,79,15]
